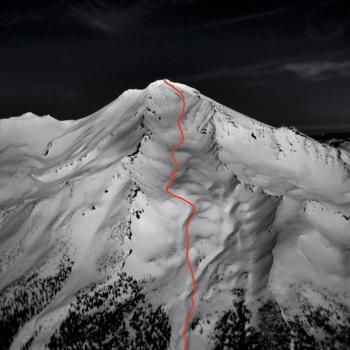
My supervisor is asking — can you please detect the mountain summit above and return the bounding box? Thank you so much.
[1,80,350,350]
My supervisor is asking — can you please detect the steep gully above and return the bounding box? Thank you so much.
[163,79,197,350]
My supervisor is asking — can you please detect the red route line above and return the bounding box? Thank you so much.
[163,78,197,350]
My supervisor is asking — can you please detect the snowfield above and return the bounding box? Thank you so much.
[0,80,350,350]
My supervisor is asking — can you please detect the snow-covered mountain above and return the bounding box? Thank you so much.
[1,80,350,350]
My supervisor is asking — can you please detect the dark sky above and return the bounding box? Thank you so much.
[1,0,350,134]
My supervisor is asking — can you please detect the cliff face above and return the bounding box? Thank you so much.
[1,80,350,350]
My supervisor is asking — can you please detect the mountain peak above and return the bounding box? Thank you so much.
[1,81,350,349]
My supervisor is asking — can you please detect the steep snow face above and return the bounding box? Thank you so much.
[1,80,350,350]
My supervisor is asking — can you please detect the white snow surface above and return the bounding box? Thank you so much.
[1,80,350,349]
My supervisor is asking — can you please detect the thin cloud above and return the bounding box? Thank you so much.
[69,0,155,34]
[70,3,290,34]
[179,56,350,85]
[199,6,289,30]
[283,60,350,81]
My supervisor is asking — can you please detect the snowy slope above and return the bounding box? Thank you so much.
[1,80,350,350]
